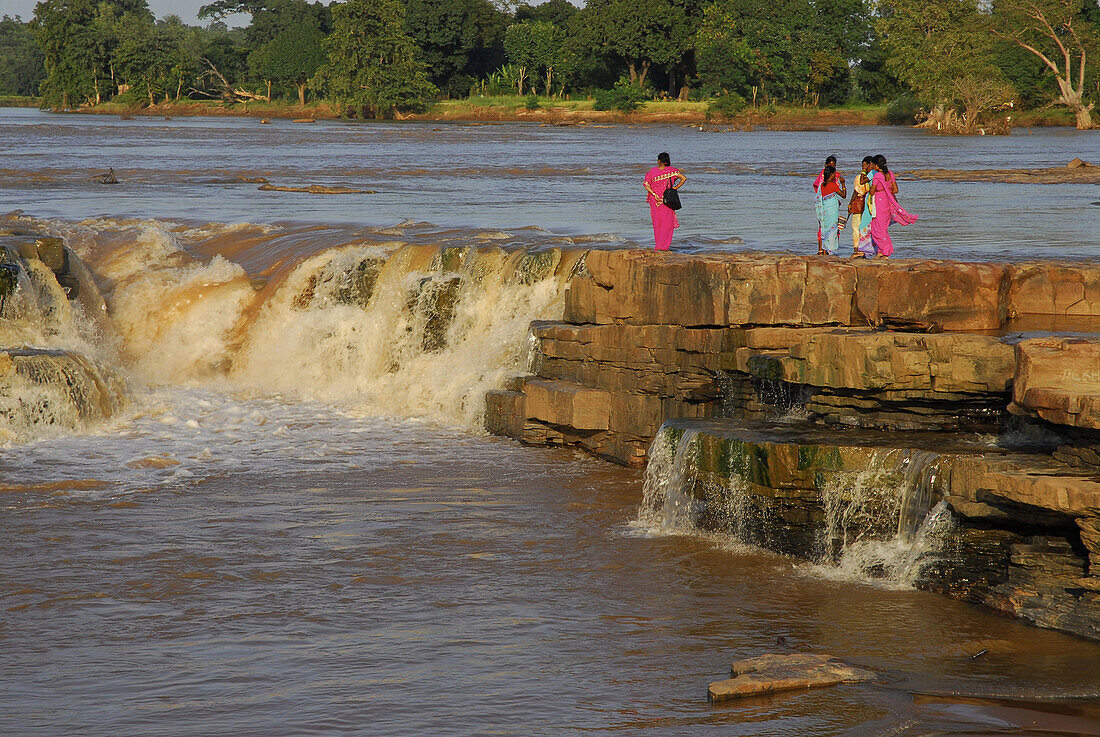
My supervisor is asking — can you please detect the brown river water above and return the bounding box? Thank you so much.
[2,110,1100,736]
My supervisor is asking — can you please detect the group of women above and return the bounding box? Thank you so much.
[813,154,918,259]
[641,151,917,256]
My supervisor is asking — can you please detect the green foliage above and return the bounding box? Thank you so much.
[854,34,909,103]
[475,64,521,95]
[592,77,649,111]
[249,23,325,103]
[705,90,746,119]
[515,0,578,27]
[583,0,692,86]
[695,0,869,105]
[884,93,921,124]
[311,0,438,117]
[404,0,507,98]
[524,93,540,109]
[992,40,1052,109]
[504,21,568,94]
[879,0,1002,106]
[0,16,45,97]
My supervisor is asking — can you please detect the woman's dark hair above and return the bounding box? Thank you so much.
[862,155,874,165]
[873,154,889,175]
[822,164,836,183]
[657,152,671,166]
[825,155,837,166]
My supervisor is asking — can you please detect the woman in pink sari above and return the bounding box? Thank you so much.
[644,152,686,251]
[869,154,918,258]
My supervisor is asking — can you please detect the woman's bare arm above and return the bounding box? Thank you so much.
[673,172,686,189]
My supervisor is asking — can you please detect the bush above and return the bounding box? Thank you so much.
[886,94,922,125]
[524,94,540,110]
[592,78,649,113]
[705,91,747,120]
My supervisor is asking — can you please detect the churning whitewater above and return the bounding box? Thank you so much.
[1,214,580,441]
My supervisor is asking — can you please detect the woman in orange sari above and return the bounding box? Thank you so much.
[643,152,686,251]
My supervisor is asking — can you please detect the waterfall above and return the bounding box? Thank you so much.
[820,451,953,585]
[229,244,576,426]
[636,425,955,587]
[0,216,583,441]
[637,426,704,533]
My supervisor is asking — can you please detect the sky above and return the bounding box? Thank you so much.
[0,0,248,25]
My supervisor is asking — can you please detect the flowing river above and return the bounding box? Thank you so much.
[2,109,1100,736]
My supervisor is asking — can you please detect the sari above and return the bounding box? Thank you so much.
[814,180,842,255]
[645,166,681,251]
[870,171,918,257]
[855,171,876,256]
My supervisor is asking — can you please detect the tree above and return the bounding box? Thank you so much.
[32,0,155,107]
[311,0,437,117]
[404,0,507,98]
[113,16,192,105]
[854,32,909,103]
[695,3,761,97]
[504,21,562,94]
[695,0,867,105]
[32,0,101,107]
[0,16,46,96]
[879,0,1003,106]
[584,0,692,86]
[248,23,325,103]
[991,0,1098,129]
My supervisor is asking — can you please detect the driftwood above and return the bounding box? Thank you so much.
[197,58,268,104]
[94,168,118,185]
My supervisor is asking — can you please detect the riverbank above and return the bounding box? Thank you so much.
[20,96,1082,128]
[486,250,1100,641]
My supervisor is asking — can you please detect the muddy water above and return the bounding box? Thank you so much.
[2,109,1100,736]
[5,392,1100,736]
[1,108,1097,259]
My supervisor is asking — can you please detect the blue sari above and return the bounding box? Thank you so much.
[815,185,842,255]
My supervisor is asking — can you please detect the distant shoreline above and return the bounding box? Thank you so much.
[2,97,1080,130]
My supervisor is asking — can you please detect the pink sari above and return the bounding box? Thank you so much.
[645,166,681,251]
[870,172,917,257]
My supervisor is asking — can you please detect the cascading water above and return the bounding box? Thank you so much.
[636,423,955,587]
[819,450,954,586]
[637,426,704,533]
[0,215,583,441]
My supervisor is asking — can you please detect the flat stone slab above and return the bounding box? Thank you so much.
[708,653,878,702]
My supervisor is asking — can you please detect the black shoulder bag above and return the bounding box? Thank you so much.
[662,185,682,211]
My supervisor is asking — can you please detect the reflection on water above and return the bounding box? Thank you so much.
[1,108,1097,260]
[5,390,1100,736]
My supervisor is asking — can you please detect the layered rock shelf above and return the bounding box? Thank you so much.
[486,250,1100,640]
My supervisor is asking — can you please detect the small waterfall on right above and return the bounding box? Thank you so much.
[636,424,956,587]
[819,450,955,586]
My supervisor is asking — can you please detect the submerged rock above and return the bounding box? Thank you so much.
[708,653,877,702]
[0,348,126,441]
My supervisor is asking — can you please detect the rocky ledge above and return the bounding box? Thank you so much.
[486,250,1100,640]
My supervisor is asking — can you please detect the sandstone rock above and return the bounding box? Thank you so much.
[1007,262,1100,319]
[523,378,610,430]
[1011,338,1100,429]
[949,455,1100,518]
[853,260,1007,331]
[708,653,877,702]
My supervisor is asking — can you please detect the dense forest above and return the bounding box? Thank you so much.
[1,0,1097,128]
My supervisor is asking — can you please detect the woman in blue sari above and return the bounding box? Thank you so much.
[814,165,846,255]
